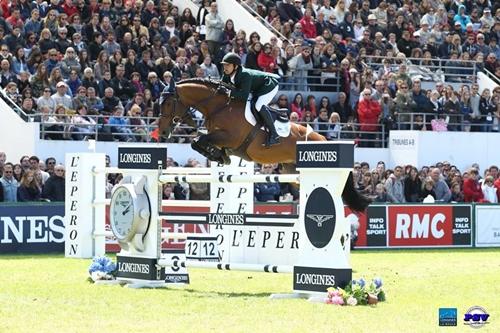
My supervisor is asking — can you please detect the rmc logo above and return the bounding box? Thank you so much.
[395,213,446,239]
[388,206,454,246]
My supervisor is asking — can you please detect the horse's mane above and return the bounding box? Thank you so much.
[177,78,234,90]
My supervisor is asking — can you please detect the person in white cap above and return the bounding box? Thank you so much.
[480,8,494,28]
[51,82,72,110]
[366,13,381,39]
[415,20,432,45]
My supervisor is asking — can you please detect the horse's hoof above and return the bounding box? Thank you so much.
[221,155,231,165]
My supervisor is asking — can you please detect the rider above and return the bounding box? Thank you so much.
[220,52,281,147]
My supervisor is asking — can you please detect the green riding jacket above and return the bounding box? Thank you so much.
[221,66,280,102]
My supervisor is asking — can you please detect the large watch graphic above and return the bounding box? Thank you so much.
[109,176,151,252]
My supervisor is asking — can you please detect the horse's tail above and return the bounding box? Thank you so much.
[342,171,371,213]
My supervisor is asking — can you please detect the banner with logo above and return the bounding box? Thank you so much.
[349,205,388,248]
[353,204,473,248]
[387,205,472,247]
[0,203,65,253]
[475,205,500,247]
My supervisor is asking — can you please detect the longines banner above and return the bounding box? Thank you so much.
[117,147,168,169]
[0,203,65,253]
[296,142,354,168]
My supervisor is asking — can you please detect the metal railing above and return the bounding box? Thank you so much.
[0,89,30,121]
[363,55,479,83]
[239,1,291,45]
[33,112,389,147]
[395,112,500,132]
[279,74,341,92]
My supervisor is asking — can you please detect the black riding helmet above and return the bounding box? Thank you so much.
[221,52,241,66]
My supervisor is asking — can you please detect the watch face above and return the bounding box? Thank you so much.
[110,187,135,239]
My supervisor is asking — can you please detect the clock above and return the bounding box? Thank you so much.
[110,176,151,252]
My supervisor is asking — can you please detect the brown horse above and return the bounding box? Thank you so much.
[158,78,370,212]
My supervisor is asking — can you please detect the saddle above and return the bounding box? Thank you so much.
[250,99,290,124]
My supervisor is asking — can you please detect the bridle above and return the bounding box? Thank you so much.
[163,83,232,129]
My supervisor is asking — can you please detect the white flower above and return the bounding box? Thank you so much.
[346,296,358,306]
[91,271,114,282]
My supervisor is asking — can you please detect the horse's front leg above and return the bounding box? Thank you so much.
[191,131,231,165]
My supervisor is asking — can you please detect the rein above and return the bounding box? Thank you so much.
[170,83,232,128]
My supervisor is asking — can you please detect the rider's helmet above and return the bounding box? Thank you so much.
[221,52,242,66]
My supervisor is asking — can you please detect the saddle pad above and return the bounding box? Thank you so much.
[244,101,291,138]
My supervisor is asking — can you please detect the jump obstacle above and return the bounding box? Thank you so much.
[65,142,355,298]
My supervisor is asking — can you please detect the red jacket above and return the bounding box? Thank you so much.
[357,99,381,132]
[463,178,484,202]
[257,52,277,73]
[495,178,500,202]
[298,17,317,39]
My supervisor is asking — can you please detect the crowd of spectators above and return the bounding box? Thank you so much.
[0,0,499,144]
[0,151,65,202]
[351,160,500,203]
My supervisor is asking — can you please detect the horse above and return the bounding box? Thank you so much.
[158,78,370,212]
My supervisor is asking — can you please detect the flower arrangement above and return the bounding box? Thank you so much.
[87,256,117,282]
[326,277,386,306]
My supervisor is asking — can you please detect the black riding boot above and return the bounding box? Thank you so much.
[260,106,280,148]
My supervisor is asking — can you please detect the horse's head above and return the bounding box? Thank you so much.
[158,91,197,139]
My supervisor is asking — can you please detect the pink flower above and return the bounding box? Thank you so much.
[330,295,344,305]
[327,288,341,298]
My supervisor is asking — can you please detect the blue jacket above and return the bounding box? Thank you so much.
[0,177,18,202]
[108,117,129,127]
[453,6,471,31]
[254,182,281,202]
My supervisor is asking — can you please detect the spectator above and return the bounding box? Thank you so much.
[404,166,422,202]
[245,42,262,70]
[289,43,313,91]
[257,43,277,73]
[200,54,219,78]
[0,163,18,202]
[71,105,97,140]
[291,93,305,119]
[463,168,485,202]
[421,177,437,201]
[254,164,281,202]
[108,106,135,142]
[357,88,381,147]
[385,166,406,203]
[51,81,73,110]
[482,176,498,203]
[298,8,317,39]
[42,164,65,201]
[312,108,329,134]
[429,167,452,202]
[205,2,223,57]
[29,155,50,185]
[325,112,341,140]
[450,181,464,202]
[17,170,42,202]
[373,183,389,202]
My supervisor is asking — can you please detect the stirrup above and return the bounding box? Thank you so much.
[263,135,280,148]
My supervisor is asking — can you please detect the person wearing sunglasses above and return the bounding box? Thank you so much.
[0,163,19,202]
